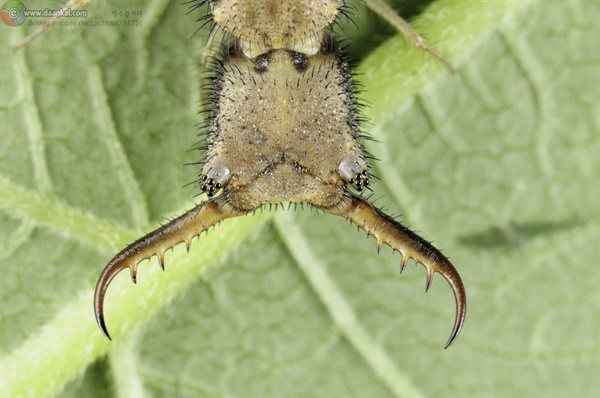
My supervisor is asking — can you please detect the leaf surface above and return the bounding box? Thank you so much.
[0,0,598,396]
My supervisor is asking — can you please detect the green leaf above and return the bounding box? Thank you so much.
[1,0,598,396]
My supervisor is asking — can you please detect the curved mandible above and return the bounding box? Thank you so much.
[94,198,241,340]
[322,193,467,348]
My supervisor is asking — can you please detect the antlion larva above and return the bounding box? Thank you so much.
[94,0,466,348]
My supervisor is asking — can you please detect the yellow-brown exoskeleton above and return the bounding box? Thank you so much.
[94,0,466,348]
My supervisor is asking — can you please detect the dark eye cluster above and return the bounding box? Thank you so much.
[200,175,222,197]
[349,170,370,192]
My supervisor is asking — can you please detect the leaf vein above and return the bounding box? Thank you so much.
[274,212,424,398]
[80,46,150,229]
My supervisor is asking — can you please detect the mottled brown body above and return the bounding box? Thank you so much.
[94,0,466,348]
